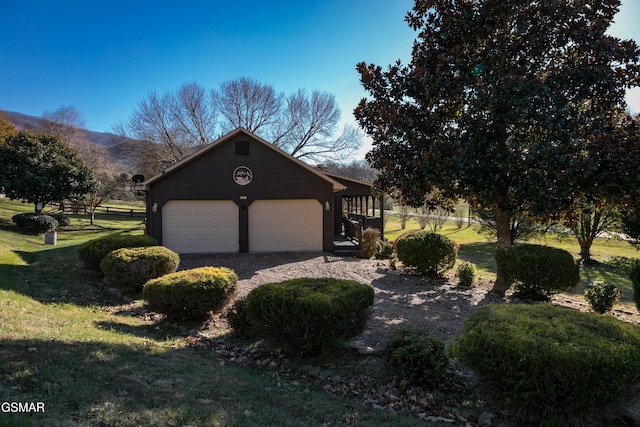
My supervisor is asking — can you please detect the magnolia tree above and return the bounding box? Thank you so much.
[355,0,640,291]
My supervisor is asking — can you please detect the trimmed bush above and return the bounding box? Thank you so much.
[584,280,619,314]
[455,261,477,287]
[385,329,448,388]
[226,298,251,337]
[100,246,180,292]
[361,228,380,259]
[632,260,640,312]
[77,234,158,271]
[375,240,393,259]
[394,231,457,275]
[12,213,58,234]
[48,212,70,227]
[495,244,579,300]
[142,266,238,320]
[243,278,374,356]
[451,303,640,426]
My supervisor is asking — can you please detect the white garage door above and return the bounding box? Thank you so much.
[162,200,239,254]
[249,200,323,252]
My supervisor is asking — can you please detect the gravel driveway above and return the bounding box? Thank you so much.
[180,252,503,351]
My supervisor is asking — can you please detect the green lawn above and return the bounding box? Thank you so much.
[384,212,639,310]
[0,199,429,427]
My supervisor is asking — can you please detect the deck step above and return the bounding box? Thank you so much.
[333,246,364,257]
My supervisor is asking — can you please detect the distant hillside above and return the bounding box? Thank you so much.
[5,110,136,171]
[5,110,121,147]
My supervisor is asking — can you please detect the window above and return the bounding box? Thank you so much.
[235,140,250,155]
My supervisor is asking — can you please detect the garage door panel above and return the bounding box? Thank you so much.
[249,200,322,252]
[163,200,238,254]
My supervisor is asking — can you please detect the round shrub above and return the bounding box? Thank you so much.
[243,278,374,356]
[584,280,619,314]
[385,329,448,388]
[495,244,579,300]
[451,303,640,426]
[631,260,640,312]
[455,261,477,287]
[48,212,70,227]
[100,246,180,292]
[77,234,158,271]
[375,240,393,260]
[394,231,457,275]
[142,267,238,320]
[12,213,58,234]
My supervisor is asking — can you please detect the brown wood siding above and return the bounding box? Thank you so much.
[146,135,335,252]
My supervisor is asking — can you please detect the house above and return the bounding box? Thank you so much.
[137,128,383,254]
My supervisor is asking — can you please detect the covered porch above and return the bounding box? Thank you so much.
[324,173,384,256]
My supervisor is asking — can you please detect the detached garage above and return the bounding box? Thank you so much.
[139,128,345,254]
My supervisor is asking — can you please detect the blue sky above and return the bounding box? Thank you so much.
[1,1,639,159]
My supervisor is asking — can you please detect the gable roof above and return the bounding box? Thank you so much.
[138,128,346,192]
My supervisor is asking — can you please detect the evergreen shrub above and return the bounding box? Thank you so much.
[12,213,58,234]
[375,240,393,259]
[142,267,238,320]
[455,261,477,287]
[49,212,70,227]
[495,244,579,300]
[226,298,251,337]
[100,246,179,292]
[385,329,448,388]
[243,278,374,356]
[77,234,158,271]
[394,231,457,275]
[584,280,619,314]
[451,303,640,426]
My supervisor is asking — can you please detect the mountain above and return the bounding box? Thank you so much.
[5,111,121,148]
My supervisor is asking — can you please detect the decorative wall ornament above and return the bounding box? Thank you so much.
[233,166,253,186]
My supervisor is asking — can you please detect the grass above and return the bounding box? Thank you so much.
[384,213,640,310]
[0,198,430,426]
[1,197,638,425]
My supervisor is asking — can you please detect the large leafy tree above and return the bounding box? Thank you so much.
[355,0,640,290]
[0,131,96,212]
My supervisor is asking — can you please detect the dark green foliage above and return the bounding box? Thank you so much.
[375,240,393,259]
[11,213,58,234]
[142,267,238,320]
[243,278,374,356]
[48,212,70,227]
[226,298,251,337]
[354,0,640,248]
[77,234,158,271]
[584,280,619,314]
[361,228,380,259]
[451,303,640,426]
[99,246,180,292]
[455,261,476,287]
[622,215,640,247]
[395,231,457,275]
[631,260,640,312]
[495,244,579,300]
[0,131,96,210]
[385,329,448,388]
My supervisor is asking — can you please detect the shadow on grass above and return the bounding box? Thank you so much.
[457,242,497,274]
[0,337,422,427]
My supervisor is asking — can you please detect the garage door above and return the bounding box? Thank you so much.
[162,200,239,253]
[249,200,323,252]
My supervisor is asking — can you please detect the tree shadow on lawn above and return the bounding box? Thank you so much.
[0,337,410,427]
[0,245,130,308]
[457,242,497,274]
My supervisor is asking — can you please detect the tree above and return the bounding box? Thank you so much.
[0,131,96,212]
[475,209,543,245]
[355,0,640,292]
[0,110,16,143]
[567,206,619,264]
[121,78,362,176]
